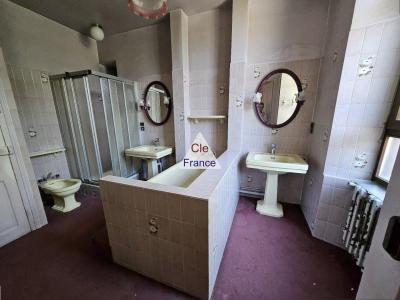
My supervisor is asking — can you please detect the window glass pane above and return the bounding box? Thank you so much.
[376,137,400,182]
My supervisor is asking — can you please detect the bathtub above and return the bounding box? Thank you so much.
[148,161,205,187]
[100,151,241,300]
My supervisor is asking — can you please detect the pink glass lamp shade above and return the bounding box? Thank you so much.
[128,0,168,20]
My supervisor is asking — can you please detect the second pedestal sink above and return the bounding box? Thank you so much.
[246,152,309,217]
[125,145,173,178]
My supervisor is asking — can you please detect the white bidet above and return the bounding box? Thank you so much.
[40,179,82,212]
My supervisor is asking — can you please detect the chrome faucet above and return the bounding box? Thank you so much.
[271,144,277,155]
[153,137,160,146]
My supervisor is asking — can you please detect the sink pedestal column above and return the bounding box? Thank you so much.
[146,159,160,179]
[256,171,283,218]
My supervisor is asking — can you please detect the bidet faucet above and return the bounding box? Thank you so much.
[271,144,277,155]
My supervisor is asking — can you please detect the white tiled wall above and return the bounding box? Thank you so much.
[241,59,321,204]
[98,21,174,162]
[326,17,400,180]
[0,48,47,228]
[312,176,354,247]
[136,74,175,148]
[189,67,230,156]
[208,154,240,295]
[188,8,232,157]
[7,65,70,180]
[304,2,400,247]
[235,0,331,205]
[300,0,356,235]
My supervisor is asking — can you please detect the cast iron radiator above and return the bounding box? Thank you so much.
[342,182,382,268]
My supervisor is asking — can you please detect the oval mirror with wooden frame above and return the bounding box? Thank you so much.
[143,81,172,126]
[254,69,304,129]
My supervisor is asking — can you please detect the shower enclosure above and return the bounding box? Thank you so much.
[50,70,140,183]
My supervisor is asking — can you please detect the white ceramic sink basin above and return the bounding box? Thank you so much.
[246,152,308,174]
[125,145,173,160]
[125,145,173,179]
[246,152,309,218]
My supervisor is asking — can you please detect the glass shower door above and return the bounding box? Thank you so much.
[64,77,102,182]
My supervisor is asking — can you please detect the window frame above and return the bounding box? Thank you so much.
[373,81,400,186]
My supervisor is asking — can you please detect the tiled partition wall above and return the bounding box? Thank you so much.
[136,74,175,151]
[100,150,241,300]
[208,154,240,295]
[7,65,70,180]
[100,177,209,299]
[325,16,400,181]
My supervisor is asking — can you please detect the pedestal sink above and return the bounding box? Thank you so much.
[125,145,173,178]
[246,152,308,217]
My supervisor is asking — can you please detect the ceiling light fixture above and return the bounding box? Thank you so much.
[90,24,104,41]
[128,0,168,20]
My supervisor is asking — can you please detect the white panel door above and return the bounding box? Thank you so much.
[357,150,400,299]
[0,109,30,247]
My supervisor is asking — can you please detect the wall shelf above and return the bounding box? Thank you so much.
[30,148,66,158]
[187,115,227,124]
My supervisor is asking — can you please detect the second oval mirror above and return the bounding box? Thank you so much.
[254,69,304,128]
[144,81,172,125]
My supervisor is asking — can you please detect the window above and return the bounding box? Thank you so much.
[374,82,400,185]
[376,137,400,182]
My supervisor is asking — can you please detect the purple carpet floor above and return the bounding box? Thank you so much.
[0,195,361,300]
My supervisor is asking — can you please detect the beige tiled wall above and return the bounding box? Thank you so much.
[100,179,209,299]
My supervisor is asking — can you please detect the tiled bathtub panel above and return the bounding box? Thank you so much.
[208,160,240,296]
[100,180,209,300]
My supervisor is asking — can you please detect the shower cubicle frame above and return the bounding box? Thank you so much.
[50,70,140,184]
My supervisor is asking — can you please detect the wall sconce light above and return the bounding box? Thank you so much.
[253,92,262,104]
[296,91,306,103]
[139,100,151,110]
[163,96,170,106]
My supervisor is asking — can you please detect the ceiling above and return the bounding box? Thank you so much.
[10,0,228,36]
